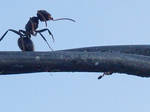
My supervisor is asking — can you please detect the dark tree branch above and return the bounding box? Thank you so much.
[60,45,150,56]
[0,45,150,77]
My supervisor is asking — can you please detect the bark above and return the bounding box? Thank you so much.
[0,45,150,77]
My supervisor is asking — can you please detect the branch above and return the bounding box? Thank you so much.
[0,45,150,77]
[60,45,150,56]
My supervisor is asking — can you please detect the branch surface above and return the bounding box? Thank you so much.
[0,45,150,77]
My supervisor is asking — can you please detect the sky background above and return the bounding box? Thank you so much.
[0,0,150,112]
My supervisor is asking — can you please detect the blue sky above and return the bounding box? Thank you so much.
[0,0,150,112]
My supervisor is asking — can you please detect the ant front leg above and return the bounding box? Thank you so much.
[36,28,55,42]
[37,32,54,51]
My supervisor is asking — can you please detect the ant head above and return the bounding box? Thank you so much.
[37,10,53,21]
[37,10,75,24]
[18,37,34,51]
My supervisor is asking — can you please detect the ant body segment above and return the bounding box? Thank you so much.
[0,10,75,51]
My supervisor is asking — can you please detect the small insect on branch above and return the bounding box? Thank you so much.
[0,10,75,51]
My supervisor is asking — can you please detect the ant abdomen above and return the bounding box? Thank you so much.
[18,37,34,51]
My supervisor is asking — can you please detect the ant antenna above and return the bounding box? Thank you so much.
[53,18,76,22]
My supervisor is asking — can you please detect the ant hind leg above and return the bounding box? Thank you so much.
[0,29,24,41]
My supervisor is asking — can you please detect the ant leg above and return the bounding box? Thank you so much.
[19,30,26,35]
[0,29,24,41]
[38,32,53,51]
[36,28,55,42]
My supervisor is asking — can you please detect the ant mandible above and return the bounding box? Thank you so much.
[0,10,75,51]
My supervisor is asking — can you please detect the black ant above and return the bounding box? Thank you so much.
[98,72,113,79]
[0,10,75,51]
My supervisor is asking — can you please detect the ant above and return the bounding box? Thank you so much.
[0,10,75,51]
[98,72,113,79]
